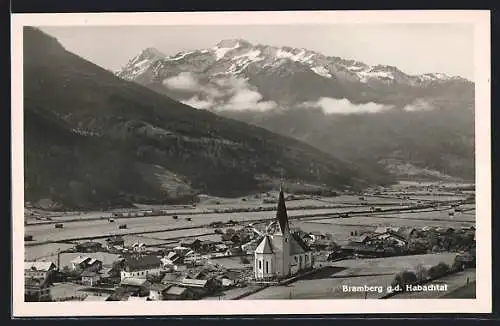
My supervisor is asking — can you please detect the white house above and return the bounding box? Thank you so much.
[254,186,313,281]
[371,232,408,247]
[120,255,162,281]
[24,261,56,280]
[160,254,181,271]
[70,256,102,272]
[132,243,147,253]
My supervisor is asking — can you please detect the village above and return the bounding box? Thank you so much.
[24,182,476,302]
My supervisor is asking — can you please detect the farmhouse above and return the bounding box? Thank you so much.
[254,186,313,281]
[131,243,147,252]
[179,276,220,295]
[24,261,56,281]
[370,231,408,247]
[119,277,151,296]
[120,255,162,280]
[161,253,182,271]
[70,256,103,272]
[163,286,196,300]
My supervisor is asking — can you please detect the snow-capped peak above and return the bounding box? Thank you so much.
[137,47,166,60]
[215,39,253,49]
[356,65,396,83]
[311,66,332,78]
[211,40,248,61]
[124,47,165,69]
[117,40,470,87]
[275,48,315,64]
[419,72,453,81]
[165,50,196,61]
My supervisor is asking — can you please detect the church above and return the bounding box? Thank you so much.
[254,186,313,281]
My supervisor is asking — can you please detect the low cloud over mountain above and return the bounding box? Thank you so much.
[299,97,393,115]
[163,72,277,111]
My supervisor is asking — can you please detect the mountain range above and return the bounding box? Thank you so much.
[23,28,387,210]
[117,39,475,181]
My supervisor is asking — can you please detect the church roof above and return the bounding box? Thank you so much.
[255,236,274,254]
[275,185,290,234]
[290,233,311,254]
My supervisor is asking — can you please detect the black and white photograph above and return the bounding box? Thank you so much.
[11,10,491,316]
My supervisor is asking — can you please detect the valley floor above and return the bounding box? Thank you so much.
[23,181,477,303]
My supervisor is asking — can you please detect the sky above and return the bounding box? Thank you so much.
[38,24,474,80]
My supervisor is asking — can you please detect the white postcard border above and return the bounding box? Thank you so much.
[11,10,491,317]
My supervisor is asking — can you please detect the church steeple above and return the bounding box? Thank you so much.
[276,183,290,234]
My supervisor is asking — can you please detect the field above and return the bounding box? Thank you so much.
[24,243,75,261]
[24,182,475,267]
[26,195,384,224]
[26,190,466,225]
[408,195,469,202]
[306,211,474,227]
[243,253,459,300]
[25,205,417,245]
[121,227,217,245]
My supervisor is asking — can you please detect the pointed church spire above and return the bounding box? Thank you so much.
[276,183,289,234]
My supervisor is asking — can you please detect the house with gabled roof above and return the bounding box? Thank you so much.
[120,255,162,281]
[160,272,185,285]
[119,277,151,297]
[177,277,220,296]
[24,261,56,281]
[69,255,103,273]
[163,285,196,300]
[148,283,173,301]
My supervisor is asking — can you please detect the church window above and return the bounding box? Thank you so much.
[259,260,262,270]
[294,256,297,262]
[265,261,269,274]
